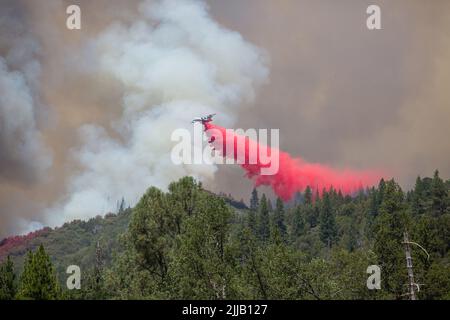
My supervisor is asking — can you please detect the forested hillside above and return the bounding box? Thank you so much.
[0,209,131,284]
[1,172,449,300]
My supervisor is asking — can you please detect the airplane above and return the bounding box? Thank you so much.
[191,113,216,124]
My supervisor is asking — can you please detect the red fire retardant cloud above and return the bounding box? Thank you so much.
[204,123,384,201]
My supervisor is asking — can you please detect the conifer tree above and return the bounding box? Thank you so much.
[0,256,16,300]
[377,178,386,207]
[258,194,270,242]
[292,206,306,239]
[169,194,233,299]
[319,192,337,247]
[82,241,107,299]
[412,176,425,215]
[267,198,273,213]
[304,186,312,205]
[250,188,259,211]
[347,221,358,252]
[373,179,411,298]
[18,245,60,300]
[273,197,287,241]
[248,188,259,234]
[248,211,257,236]
[369,187,379,217]
[431,170,447,216]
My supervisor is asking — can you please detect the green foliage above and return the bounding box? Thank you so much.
[250,188,259,211]
[247,210,257,236]
[319,192,338,247]
[373,180,411,298]
[369,187,379,217]
[326,249,386,299]
[305,202,318,228]
[0,256,16,300]
[73,242,108,300]
[412,176,430,215]
[248,188,259,235]
[0,207,132,291]
[267,198,273,213]
[100,174,448,300]
[169,194,234,299]
[421,263,450,300]
[257,194,270,242]
[304,186,312,205]
[17,245,60,300]
[128,187,172,283]
[2,172,449,300]
[431,170,448,216]
[291,206,306,239]
[273,197,287,241]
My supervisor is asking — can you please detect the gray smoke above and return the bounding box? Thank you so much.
[0,1,51,237]
[0,3,51,184]
[44,0,268,226]
[1,0,450,238]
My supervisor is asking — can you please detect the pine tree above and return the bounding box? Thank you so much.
[238,228,268,299]
[18,245,60,300]
[306,195,320,228]
[369,187,379,217]
[95,241,104,284]
[373,179,411,298]
[431,170,447,216]
[258,194,270,242]
[248,211,257,236]
[377,178,386,207]
[319,192,337,247]
[80,241,108,300]
[347,221,358,252]
[304,186,312,205]
[273,198,287,241]
[267,198,273,213]
[248,188,259,234]
[169,194,233,299]
[412,176,424,215]
[250,188,259,211]
[337,189,344,204]
[81,241,107,299]
[129,186,177,284]
[292,206,306,239]
[0,256,16,300]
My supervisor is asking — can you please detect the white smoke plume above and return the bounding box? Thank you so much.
[46,0,268,226]
[0,59,51,183]
[0,19,51,184]
[0,2,52,237]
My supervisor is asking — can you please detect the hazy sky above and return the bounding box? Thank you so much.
[1,0,449,238]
